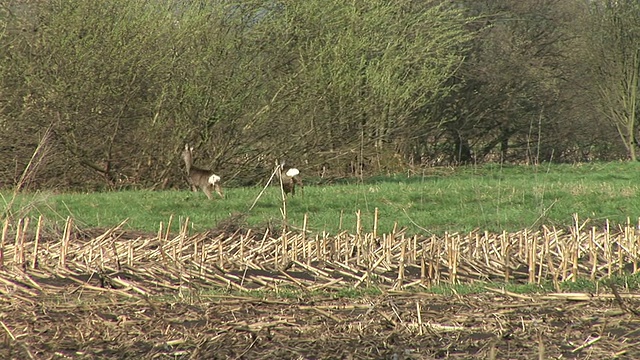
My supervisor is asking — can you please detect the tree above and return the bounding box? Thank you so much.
[251,0,475,173]
[586,0,640,161]
[434,0,580,164]
[0,0,280,188]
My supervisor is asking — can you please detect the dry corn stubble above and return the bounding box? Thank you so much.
[1,214,640,359]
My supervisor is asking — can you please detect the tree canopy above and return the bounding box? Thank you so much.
[0,0,635,190]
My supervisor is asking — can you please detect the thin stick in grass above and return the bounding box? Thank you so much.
[178,217,189,268]
[59,217,72,269]
[630,218,638,273]
[450,233,458,284]
[0,218,8,270]
[248,165,280,211]
[396,235,407,289]
[111,237,121,270]
[200,241,207,275]
[445,232,451,281]
[429,235,438,284]
[373,207,378,240]
[420,242,429,286]
[537,228,547,284]
[543,227,555,284]
[605,220,612,276]
[31,215,42,269]
[20,217,29,265]
[528,232,536,284]
[302,212,308,245]
[502,231,510,283]
[3,125,52,220]
[571,214,581,282]
[127,241,133,267]
[617,231,624,276]
[355,209,361,265]
[559,230,570,278]
[218,237,224,270]
[412,234,418,265]
[589,226,598,281]
[637,217,640,273]
[14,218,23,265]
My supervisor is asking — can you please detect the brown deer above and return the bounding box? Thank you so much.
[181,144,224,199]
[276,161,303,196]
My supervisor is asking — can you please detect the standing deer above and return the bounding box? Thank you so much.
[276,161,303,196]
[181,144,224,199]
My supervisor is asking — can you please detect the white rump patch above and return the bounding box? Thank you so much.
[208,174,221,185]
[285,168,299,177]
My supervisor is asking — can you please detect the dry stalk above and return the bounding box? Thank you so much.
[248,165,280,211]
[0,320,15,341]
[58,217,72,268]
[608,281,640,317]
[355,209,362,265]
[373,207,379,240]
[605,220,612,276]
[302,213,308,262]
[2,214,640,295]
[502,232,510,283]
[395,236,407,289]
[0,219,8,270]
[31,215,42,269]
[13,218,23,265]
[589,226,597,281]
[2,124,53,221]
[537,331,545,360]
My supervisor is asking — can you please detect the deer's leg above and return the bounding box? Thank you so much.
[214,184,224,198]
[202,185,213,200]
[295,178,304,196]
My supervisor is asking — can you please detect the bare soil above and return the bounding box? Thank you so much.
[2,277,639,359]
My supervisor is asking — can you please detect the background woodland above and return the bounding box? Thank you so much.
[1,0,638,190]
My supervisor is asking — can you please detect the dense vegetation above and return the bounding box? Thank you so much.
[1,0,639,191]
[6,162,640,235]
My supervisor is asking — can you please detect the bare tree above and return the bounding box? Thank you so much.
[586,0,640,161]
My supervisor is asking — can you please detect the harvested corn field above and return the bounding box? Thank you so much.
[2,285,640,359]
[1,215,640,359]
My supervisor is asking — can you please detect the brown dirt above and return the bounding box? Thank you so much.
[1,278,639,359]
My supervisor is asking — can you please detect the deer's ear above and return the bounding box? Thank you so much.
[189,146,194,152]
[184,144,189,150]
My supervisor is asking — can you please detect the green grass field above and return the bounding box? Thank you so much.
[4,161,640,235]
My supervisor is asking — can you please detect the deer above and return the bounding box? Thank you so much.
[276,160,303,196]
[181,144,224,200]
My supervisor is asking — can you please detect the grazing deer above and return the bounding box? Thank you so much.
[276,161,303,196]
[181,144,224,199]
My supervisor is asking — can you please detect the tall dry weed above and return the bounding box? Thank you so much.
[1,124,53,220]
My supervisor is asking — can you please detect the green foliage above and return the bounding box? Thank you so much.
[262,0,475,161]
[7,162,640,236]
[0,0,637,193]
[0,0,477,190]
